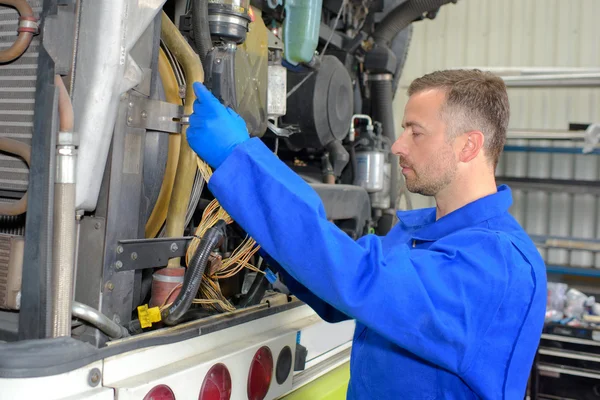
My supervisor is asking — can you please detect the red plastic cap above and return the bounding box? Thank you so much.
[143,384,176,400]
[199,363,232,400]
[247,346,273,400]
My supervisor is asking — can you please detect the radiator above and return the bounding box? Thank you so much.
[0,1,42,196]
[0,234,24,310]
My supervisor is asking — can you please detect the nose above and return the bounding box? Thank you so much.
[391,129,409,156]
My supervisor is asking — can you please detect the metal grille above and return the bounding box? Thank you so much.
[0,234,11,306]
[0,1,42,193]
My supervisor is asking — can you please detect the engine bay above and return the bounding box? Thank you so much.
[0,0,453,347]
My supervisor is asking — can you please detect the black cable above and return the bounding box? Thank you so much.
[162,220,227,325]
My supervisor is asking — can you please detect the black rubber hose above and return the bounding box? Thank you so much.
[192,0,213,65]
[162,220,226,326]
[371,78,398,212]
[238,259,269,308]
[373,0,455,47]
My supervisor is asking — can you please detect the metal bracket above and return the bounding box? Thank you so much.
[114,237,193,271]
[126,96,186,133]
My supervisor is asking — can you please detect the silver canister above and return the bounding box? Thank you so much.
[267,63,287,118]
[354,151,385,192]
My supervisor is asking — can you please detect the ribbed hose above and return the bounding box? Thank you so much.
[371,78,398,210]
[192,0,212,65]
[50,183,76,337]
[373,0,454,46]
[162,220,226,325]
[50,75,76,338]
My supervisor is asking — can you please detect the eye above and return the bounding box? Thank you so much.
[412,131,422,137]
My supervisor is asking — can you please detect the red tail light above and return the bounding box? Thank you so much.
[247,346,273,400]
[199,363,232,400]
[143,384,175,400]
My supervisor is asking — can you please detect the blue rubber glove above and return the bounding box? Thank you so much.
[187,82,249,169]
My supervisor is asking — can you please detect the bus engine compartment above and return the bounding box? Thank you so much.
[0,0,453,351]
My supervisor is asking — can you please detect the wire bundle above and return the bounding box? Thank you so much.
[188,158,264,312]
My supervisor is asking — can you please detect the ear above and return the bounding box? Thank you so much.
[458,131,484,163]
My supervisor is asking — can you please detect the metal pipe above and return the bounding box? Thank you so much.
[50,75,77,338]
[506,129,587,141]
[501,73,600,88]
[72,301,129,339]
[0,138,30,215]
[0,0,38,63]
[161,12,204,267]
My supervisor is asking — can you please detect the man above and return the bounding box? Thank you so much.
[187,69,547,399]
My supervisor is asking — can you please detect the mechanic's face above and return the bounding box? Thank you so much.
[392,89,459,197]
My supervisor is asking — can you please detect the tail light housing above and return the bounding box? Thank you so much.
[199,363,232,400]
[247,346,273,400]
[143,384,176,400]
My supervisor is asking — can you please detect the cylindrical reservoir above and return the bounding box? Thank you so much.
[150,267,185,308]
[370,162,392,209]
[283,0,323,65]
[208,0,251,43]
[354,151,385,192]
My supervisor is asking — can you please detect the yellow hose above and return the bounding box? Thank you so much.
[161,12,204,267]
[145,48,183,238]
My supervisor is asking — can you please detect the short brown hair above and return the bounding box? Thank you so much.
[408,69,509,167]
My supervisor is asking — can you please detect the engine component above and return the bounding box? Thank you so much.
[283,0,323,65]
[150,267,185,308]
[0,234,24,310]
[51,75,77,338]
[309,183,371,238]
[355,151,385,193]
[161,11,204,268]
[0,0,38,63]
[191,0,213,65]
[267,28,286,119]
[267,62,286,118]
[0,0,40,216]
[236,7,269,136]
[0,138,30,215]
[372,0,454,47]
[283,55,353,149]
[205,44,238,109]
[370,162,392,209]
[162,220,226,326]
[205,7,269,137]
[72,301,129,339]
[208,0,251,44]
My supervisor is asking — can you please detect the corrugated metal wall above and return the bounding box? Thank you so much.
[392,0,600,269]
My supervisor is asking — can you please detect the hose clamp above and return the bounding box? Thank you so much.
[18,17,39,34]
[179,115,190,126]
[368,73,393,82]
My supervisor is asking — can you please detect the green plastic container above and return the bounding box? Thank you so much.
[283,0,323,65]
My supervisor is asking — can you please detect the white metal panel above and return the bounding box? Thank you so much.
[392,0,600,268]
[0,361,113,400]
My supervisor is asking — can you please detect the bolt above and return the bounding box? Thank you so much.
[128,102,134,108]
[88,368,101,387]
[113,314,121,324]
[106,281,114,291]
[131,252,138,260]
[115,261,123,270]
[94,222,101,230]
[170,243,179,252]
[116,245,123,254]
[127,116,133,123]
[141,111,147,119]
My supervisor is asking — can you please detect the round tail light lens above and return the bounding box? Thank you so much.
[199,363,232,400]
[143,384,176,400]
[247,346,273,400]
